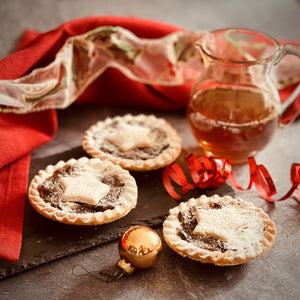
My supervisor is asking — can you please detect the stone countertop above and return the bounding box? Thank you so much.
[0,103,299,300]
[0,1,300,299]
[1,0,300,60]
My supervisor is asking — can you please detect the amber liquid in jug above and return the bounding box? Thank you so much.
[187,87,280,164]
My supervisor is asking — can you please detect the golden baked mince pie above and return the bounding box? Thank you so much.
[163,195,276,266]
[82,114,182,171]
[28,157,137,225]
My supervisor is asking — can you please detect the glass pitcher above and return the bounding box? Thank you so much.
[187,28,300,164]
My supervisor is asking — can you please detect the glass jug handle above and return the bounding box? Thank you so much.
[276,44,300,125]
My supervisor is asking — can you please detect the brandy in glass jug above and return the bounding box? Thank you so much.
[187,28,300,164]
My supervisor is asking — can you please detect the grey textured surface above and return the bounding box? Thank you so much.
[0,1,300,299]
[0,0,300,59]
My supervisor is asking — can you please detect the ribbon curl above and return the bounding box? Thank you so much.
[163,154,300,202]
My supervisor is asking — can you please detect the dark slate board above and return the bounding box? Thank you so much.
[0,147,215,278]
[0,105,233,279]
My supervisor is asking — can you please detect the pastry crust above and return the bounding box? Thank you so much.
[82,114,182,171]
[28,157,138,225]
[163,194,276,266]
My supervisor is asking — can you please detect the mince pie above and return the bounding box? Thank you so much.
[163,194,276,266]
[82,114,182,171]
[28,157,137,225]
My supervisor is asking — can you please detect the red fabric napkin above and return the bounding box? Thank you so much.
[0,111,57,262]
[0,16,191,263]
[0,16,298,263]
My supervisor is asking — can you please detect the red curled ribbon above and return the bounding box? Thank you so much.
[163,154,300,202]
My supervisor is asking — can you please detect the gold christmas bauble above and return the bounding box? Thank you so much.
[118,225,162,270]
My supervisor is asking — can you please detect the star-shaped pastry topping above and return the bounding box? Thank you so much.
[106,123,151,152]
[193,207,248,242]
[59,173,110,206]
